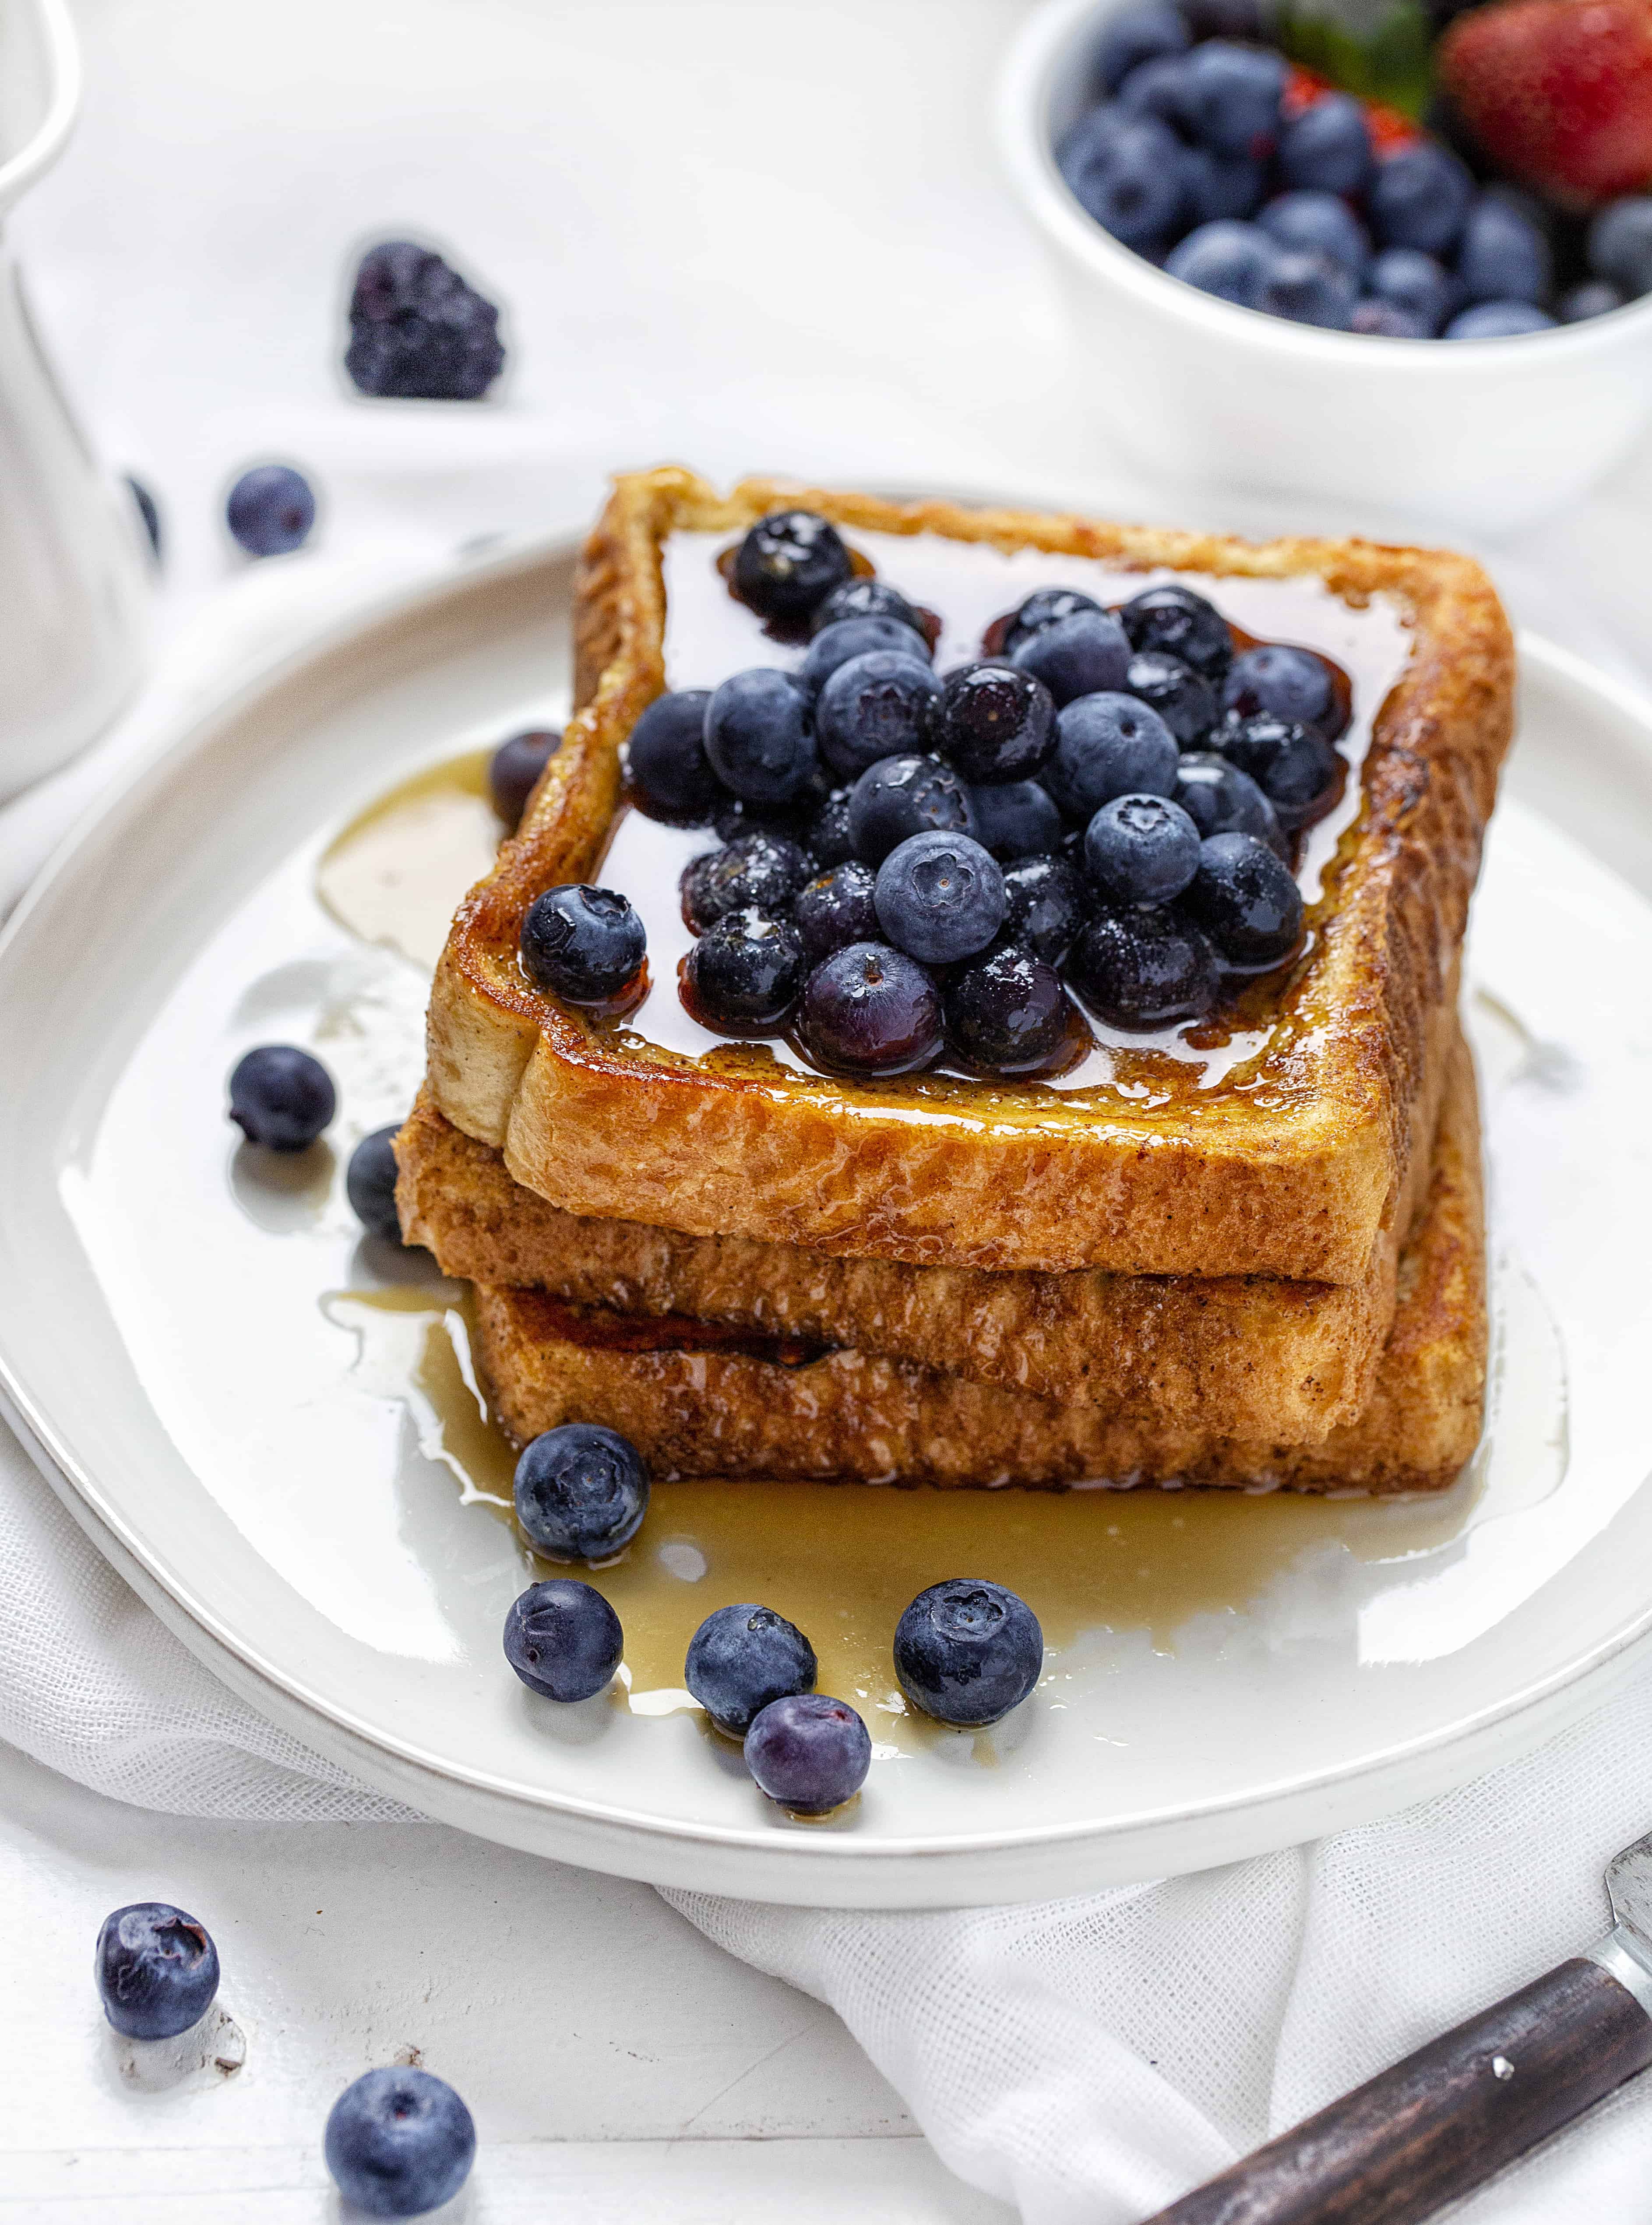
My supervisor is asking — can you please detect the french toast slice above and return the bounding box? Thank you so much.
[469,1037,1486,1495]
[427,468,1512,1284]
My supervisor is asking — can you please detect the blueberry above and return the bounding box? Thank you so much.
[1173,752,1287,854]
[324,2067,476,2219]
[795,860,880,960]
[815,651,944,780]
[1559,279,1626,323]
[999,586,1103,659]
[345,239,505,402]
[686,1603,817,1736]
[521,884,645,1002]
[810,577,927,642]
[683,907,807,1029]
[874,830,1006,966]
[1350,303,1429,338]
[225,465,316,557]
[1365,247,1455,334]
[1084,792,1202,906]
[125,476,162,561]
[846,754,976,863]
[513,1421,649,1561]
[1046,691,1178,820]
[1456,194,1550,308]
[347,1125,404,1243]
[945,944,1070,1072]
[1217,710,1342,829]
[1182,146,1268,225]
[800,941,943,1075]
[1010,608,1131,707]
[228,1044,335,1152]
[1063,113,1188,250]
[1119,582,1233,681]
[680,831,813,931]
[733,509,852,623]
[1222,643,1334,733]
[1125,649,1218,745]
[95,1903,219,2040]
[704,669,817,805]
[1065,906,1220,1028]
[1180,0,1265,30]
[1166,219,1275,309]
[800,617,933,702]
[1117,53,1194,131]
[1277,93,1374,196]
[1178,42,1284,159]
[503,1578,623,1701]
[744,1693,871,1815]
[1258,248,1357,330]
[1370,144,1474,257]
[971,778,1064,862]
[1055,105,1132,202]
[1258,191,1370,278]
[1443,300,1555,339]
[932,662,1056,784]
[489,728,561,830]
[1096,0,1189,93]
[1184,830,1304,967]
[1589,197,1652,297]
[626,692,718,818]
[1002,853,1088,964]
[711,772,828,850]
[893,1579,1043,1728]
[803,787,858,867]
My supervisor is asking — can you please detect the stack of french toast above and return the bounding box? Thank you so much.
[396,468,1515,1495]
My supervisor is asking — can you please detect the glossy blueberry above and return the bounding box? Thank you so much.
[626,692,718,818]
[684,906,808,1029]
[1366,247,1455,333]
[680,832,812,932]
[1589,197,1652,297]
[1258,248,1357,330]
[345,239,504,402]
[521,884,645,1002]
[324,2067,476,2219]
[893,1579,1043,1728]
[1277,92,1373,196]
[815,651,944,780]
[1184,830,1304,967]
[346,1125,404,1243]
[1046,691,1178,821]
[1166,219,1275,309]
[490,727,561,830]
[225,465,315,557]
[800,941,943,1075]
[1002,853,1088,964]
[1258,191,1370,278]
[704,668,817,805]
[1369,144,1474,257]
[1182,146,1268,226]
[945,944,1071,1072]
[1222,644,1335,734]
[932,662,1056,784]
[1010,608,1131,707]
[126,476,162,561]
[800,617,932,703]
[1456,195,1550,307]
[794,860,880,961]
[846,754,976,864]
[1125,649,1219,746]
[971,778,1064,862]
[686,1603,817,1736]
[1065,905,1220,1029]
[1096,0,1189,92]
[1559,279,1625,323]
[712,786,823,848]
[1084,792,1202,906]
[1178,42,1285,159]
[95,1904,219,2040]
[803,787,858,868]
[1119,582,1233,682]
[503,1579,623,1701]
[513,1421,649,1562]
[1173,752,1287,854]
[228,1044,335,1152]
[744,1692,872,1815]
[732,509,852,624]
[1444,300,1555,339]
[874,831,1006,966]
[1217,710,1342,829]
[1062,113,1187,250]
[810,576,927,642]
[999,586,1103,659]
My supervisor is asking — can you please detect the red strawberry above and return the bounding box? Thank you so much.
[1439,0,1652,207]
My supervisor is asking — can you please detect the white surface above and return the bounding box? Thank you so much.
[999,0,1652,536]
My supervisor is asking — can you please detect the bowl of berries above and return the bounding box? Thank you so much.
[998,0,1652,532]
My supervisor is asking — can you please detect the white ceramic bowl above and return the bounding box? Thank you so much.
[997,0,1652,537]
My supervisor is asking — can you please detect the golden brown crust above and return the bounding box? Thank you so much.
[470,1040,1486,1495]
[428,468,1512,1282]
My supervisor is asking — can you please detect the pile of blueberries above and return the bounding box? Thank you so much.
[1058,0,1652,338]
[522,507,1346,1075]
[504,1416,1046,1813]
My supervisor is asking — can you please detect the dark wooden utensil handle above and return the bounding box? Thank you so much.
[1143,1957,1652,2225]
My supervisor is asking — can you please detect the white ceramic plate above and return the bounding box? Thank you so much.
[3,533,1652,1908]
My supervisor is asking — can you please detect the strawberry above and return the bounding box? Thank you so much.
[1439,0,1652,207]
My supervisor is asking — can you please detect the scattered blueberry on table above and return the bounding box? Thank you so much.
[489,727,562,831]
[227,1044,336,1152]
[503,1578,624,1701]
[744,1692,874,1815]
[324,2066,476,2218]
[686,1603,819,1736]
[346,1125,407,1244]
[95,1902,219,2040]
[893,1580,1045,1728]
[124,475,162,562]
[512,1421,651,1562]
[225,465,316,557]
[345,239,505,402]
